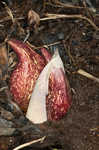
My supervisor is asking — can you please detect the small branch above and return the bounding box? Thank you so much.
[26,41,61,50]
[45,0,84,9]
[2,2,14,23]
[40,13,99,31]
[77,69,99,83]
[0,16,24,23]
[13,136,46,150]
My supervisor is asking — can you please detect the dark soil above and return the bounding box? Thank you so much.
[0,0,99,150]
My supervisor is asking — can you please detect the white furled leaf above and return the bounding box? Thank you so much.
[26,49,64,124]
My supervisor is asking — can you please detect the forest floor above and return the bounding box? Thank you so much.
[0,0,99,150]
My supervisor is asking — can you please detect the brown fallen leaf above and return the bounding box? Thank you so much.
[28,9,40,30]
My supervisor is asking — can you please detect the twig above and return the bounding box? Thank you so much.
[13,136,46,150]
[2,2,14,23]
[0,16,24,23]
[26,41,61,50]
[40,13,99,31]
[43,41,61,47]
[0,86,8,92]
[45,0,84,9]
[77,69,99,83]
[23,30,30,43]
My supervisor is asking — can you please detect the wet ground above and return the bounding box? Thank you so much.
[0,0,99,150]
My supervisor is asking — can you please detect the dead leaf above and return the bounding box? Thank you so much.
[28,10,40,30]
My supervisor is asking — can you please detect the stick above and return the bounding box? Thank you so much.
[40,13,99,31]
[77,69,99,83]
[13,136,46,150]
